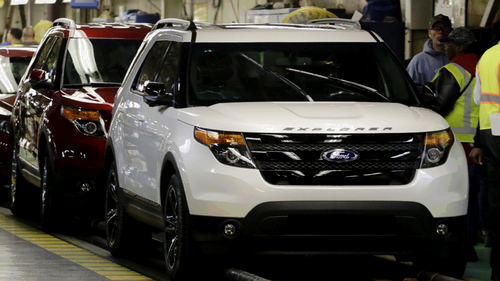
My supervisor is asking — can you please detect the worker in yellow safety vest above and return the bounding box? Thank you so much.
[472,21,500,280]
[431,26,481,262]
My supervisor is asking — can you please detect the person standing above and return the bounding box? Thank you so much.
[407,14,453,85]
[22,26,38,46]
[431,26,481,262]
[5,28,23,46]
[474,20,500,280]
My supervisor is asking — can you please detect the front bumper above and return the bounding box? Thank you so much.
[190,201,466,255]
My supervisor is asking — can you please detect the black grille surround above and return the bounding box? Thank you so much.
[244,133,425,185]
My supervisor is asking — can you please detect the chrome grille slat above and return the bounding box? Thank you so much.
[244,133,424,185]
[249,143,420,152]
[259,161,416,170]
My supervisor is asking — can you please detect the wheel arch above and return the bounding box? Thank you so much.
[104,139,116,178]
[37,127,52,170]
[160,152,183,210]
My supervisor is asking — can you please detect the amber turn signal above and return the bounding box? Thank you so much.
[62,106,100,121]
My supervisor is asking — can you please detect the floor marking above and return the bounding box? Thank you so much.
[0,214,153,280]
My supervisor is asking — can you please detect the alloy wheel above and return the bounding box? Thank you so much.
[10,148,17,208]
[164,186,179,270]
[40,156,48,219]
[106,169,119,246]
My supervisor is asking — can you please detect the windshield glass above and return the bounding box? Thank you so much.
[188,42,418,106]
[0,56,32,94]
[63,38,143,87]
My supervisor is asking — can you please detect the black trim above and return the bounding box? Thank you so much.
[122,188,163,229]
[189,201,466,255]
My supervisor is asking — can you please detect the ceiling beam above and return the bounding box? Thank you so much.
[480,0,500,27]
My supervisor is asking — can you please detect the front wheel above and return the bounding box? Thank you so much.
[163,174,200,280]
[105,161,150,257]
[10,146,32,216]
[40,148,59,231]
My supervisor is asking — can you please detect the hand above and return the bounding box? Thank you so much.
[469,148,483,165]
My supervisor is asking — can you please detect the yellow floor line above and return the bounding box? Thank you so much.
[0,214,153,280]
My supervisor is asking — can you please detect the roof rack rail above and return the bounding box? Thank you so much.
[52,18,76,29]
[152,18,198,32]
[307,18,361,30]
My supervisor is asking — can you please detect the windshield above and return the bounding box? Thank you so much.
[63,38,143,87]
[188,42,419,106]
[0,56,31,94]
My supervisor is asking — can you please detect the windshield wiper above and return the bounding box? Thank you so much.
[285,68,389,102]
[63,82,122,88]
[239,54,313,102]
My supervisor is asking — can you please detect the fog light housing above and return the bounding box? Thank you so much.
[77,181,94,193]
[222,220,240,239]
[436,223,448,235]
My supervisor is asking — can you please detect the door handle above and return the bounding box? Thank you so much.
[135,114,145,122]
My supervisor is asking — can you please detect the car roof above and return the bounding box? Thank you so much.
[0,46,37,58]
[46,18,153,39]
[149,18,379,43]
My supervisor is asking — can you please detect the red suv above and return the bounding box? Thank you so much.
[0,46,36,191]
[10,19,151,229]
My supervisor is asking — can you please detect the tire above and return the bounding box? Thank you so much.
[40,148,58,231]
[10,146,31,216]
[413,235,467,278]
[163,174,200,280]
[105,161,148,257]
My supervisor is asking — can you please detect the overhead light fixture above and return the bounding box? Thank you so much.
[35,0,57,3]
[10,0,29,5]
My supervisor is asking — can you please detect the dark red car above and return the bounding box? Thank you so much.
[10,19,151,229]
[0,46,37,184]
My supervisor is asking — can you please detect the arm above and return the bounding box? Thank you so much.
[432,67,461,116]
[470,126,483,165]
[473,66,481,105]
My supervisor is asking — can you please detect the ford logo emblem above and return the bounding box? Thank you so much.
[322,149,359,162]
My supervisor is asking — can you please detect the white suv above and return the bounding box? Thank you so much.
[104,18,468,280]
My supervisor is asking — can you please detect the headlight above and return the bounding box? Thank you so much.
[194,127,256,168]
[420,128,454,168]
[0,120,9,134]
[61,106,106,138]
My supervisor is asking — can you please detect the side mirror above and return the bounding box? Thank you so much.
[418,83,439,110]
[29,69,52,89]
[143,81,174,107]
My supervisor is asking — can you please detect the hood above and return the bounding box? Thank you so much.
[178,102,450,133]
[59,86,119,110]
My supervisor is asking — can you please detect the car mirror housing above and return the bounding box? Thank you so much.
[29,69,52,89]
[417,82,439,110]
[143,81,174,107]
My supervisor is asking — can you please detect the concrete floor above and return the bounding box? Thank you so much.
[463,243,492,281]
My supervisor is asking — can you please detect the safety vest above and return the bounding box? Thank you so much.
[432,62,479,143]
[478,43,500,130]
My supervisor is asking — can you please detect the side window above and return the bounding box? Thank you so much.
[134,41,170,92]
[32,37,55,70]
[157,42,181,94]
[44,38,62,80]
[32,36,62,80]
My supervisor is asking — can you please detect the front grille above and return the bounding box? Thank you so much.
[244,133,425,185]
